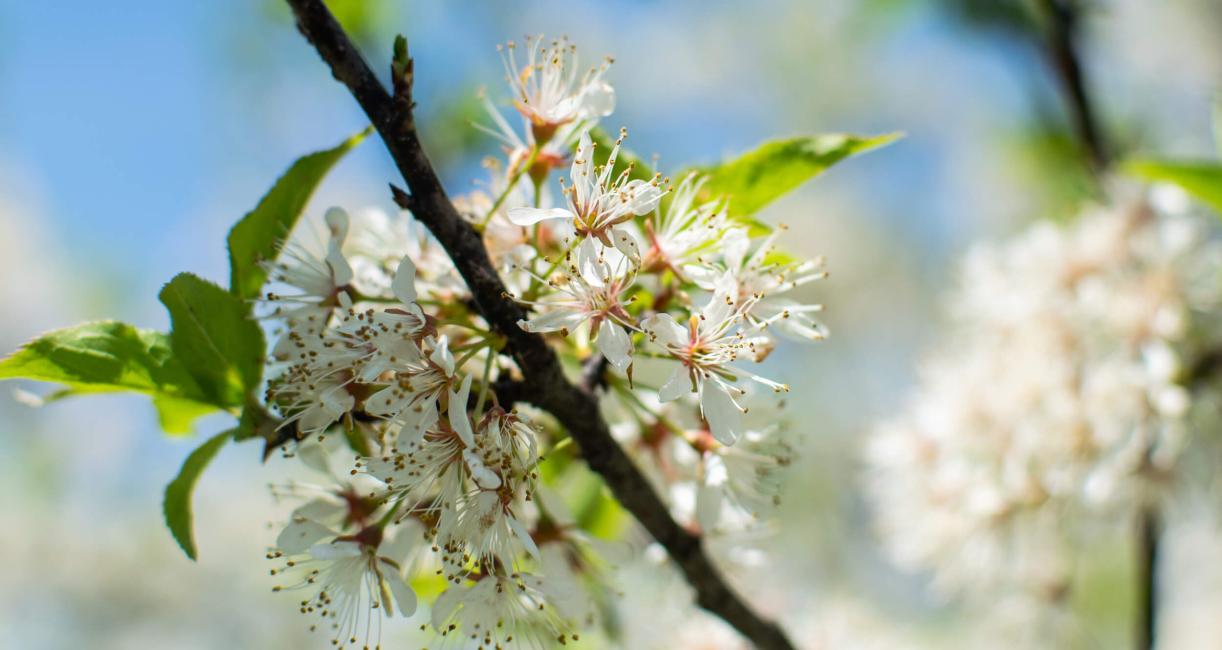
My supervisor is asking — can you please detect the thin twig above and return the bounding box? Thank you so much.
[1136,508,1159,650]
[1036,0,1110,173]
[282,1,795,647]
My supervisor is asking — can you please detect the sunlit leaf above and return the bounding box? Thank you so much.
[698,132,901,217]
[228,127,370,299]
[0,321,210,404]
[163,429,232,560]
[154,395,222,436]
[159,273,265,408]
[1125,159,1222,217]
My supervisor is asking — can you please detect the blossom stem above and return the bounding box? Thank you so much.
[610,376,685,437]
[479,146,539,230]
[524,237,582,302]
[475,346,495,416]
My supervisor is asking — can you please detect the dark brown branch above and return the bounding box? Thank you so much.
[1136,508,1160,650]
[1036,0,1110,173]
[1187,347,1222,388]
[580,355,610,395]
[282,1,794,647]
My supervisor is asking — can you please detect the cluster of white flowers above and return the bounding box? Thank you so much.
[256,34,824,648]
[866,190,1222,630]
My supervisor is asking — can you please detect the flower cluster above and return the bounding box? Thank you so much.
[257,34,825,647]
[866,190,1222,631]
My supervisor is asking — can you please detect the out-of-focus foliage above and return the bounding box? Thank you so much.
[1125,160,1222,216]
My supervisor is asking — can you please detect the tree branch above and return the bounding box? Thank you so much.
[1036,0,1110,173]
[282,1,795,647]
[1136,507,1159,650]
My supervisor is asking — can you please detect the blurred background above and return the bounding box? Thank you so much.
[1,0,1220,647]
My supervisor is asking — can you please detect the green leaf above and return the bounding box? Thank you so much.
[697,132,901,217]
[163,430,231,560]
[0,321,211,403]
[159,273,265,408]
[154,395,221,435]
[227,127,371,300]
[1125,159,1222,217]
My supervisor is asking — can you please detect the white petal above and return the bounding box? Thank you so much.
[392,256,418,305]
[658,364,691,402]
[292,498,345,522]
[696,482,724,533]
[431,585,466,629]
[430,335,455,377]
[702,384,742,446]
[381,519,424,565]
[464,449,502,490]
[596,319,633,371]
[611,227,642,265]
[508,514,541,561]
[385,570,417,617]
[325,242,354,287]
[350,472,387,496]
[309,540,363,560]
[642,313,687,349]
[722,227,750,270]
[324,206,350,240]
[277,520,336,555]
[518,310,587,334]
[625,179,663,215]
[448,375,476,447]
[507,207,573,226]
[578,81,616,119]
[297,442,331,475]
[363,385,401,417]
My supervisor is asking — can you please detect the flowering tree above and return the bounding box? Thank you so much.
[0,1,893,648]
[862,2,1222,648]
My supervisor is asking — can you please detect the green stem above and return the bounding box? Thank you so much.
[524,237,582,301]
[479,146,540,230]
[475,348,495,416]
[610,376,685,437]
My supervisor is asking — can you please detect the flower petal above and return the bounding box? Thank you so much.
[277,519,336,555]
[578,81,616,119]
[430,335,455,377]
[448,375,476,447]
[508,514,541,561]
[597,319,633,371]
[392,256,418,305]
[642,312,687,349]
[507,207,573,226]
[658,364,691,402]
[702,383,742,446]
[385,570,418,617]
[308,540,363,560]
[625,179,663,215]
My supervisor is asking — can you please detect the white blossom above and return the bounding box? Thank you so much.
[499,35,614,143]
[867,196,1222,624]
[516,238,639,371]
[642,285,788,446]
[507,130,663,261]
